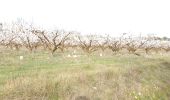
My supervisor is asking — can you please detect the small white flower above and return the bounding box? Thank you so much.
[19,56,23,60]
[100,53,102,57]
[73,55,77,58]
[67,54,71,57]
[134,96,138,99]
[138,92,141,96]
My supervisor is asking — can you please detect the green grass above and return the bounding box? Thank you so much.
[0,50,170,100]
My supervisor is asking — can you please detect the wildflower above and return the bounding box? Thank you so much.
[100,53,102,57]
[73,55,77,58]
[67,54,71,57]
[19,56,23,60]
[138,92,141,96]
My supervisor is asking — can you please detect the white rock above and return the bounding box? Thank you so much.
[19,56,24,60]
[92,87,97,90]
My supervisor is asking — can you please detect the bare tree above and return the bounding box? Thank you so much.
[77,35,98,55]
[151,39,162,53]
[108,38,123,54]
[12,19,40,52]
[33,30,72,54]
[163,46,170,52]
[1,26,21,50]
[19,34,40,52]
[124,36,146,56]
[96,35,109,52]
[162,41,170,52]
[140,36,157,54]
[0,24,5,48]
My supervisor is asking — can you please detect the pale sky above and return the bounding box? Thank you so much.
[0,0,170,37]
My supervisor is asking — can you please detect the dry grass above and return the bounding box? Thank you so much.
[0,50,170,100]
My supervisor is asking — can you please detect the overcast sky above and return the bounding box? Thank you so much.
[0,0,170,37]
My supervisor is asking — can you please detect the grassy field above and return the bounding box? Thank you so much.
[0,49,170,100]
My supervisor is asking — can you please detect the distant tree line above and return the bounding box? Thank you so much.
[0,20,170,55]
